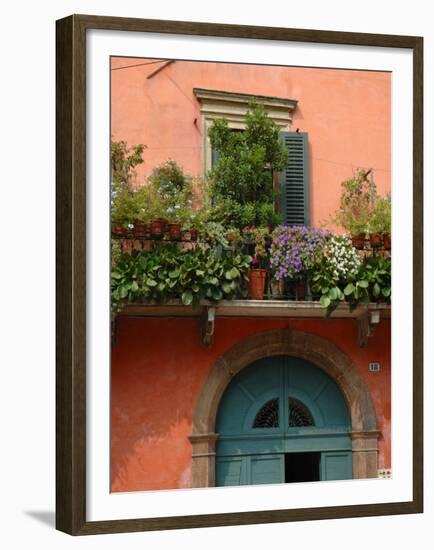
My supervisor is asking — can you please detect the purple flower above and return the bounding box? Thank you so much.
[270,225,328,281]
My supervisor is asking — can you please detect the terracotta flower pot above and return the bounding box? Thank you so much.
[168,223,182,241]
[295,280,306,301]
[383,233,391,250]
[150,218,166,239]
[369,233,382,249]
[133,220,147,237]
[112,225,127,237]
[351,233,366,250]
[247,269,267,300]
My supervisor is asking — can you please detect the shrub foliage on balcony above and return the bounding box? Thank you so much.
[111,244,251,312]
[207,102,286,228]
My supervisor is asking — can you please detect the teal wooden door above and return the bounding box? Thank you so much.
[216,356,353,486]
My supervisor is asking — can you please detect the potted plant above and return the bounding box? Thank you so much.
[182,209,204,242]
[269,225,328,301]
[368,194,391,250]
[132,189,153,250]
[142,189,167,240]
[111,186,140,237]
[150,217,167,240]
[342,255,391,313]
[166,206,184,241]
[111,139,146,237]
[245,227,270,300]
[349,221,368,250]
[310,234,362,316]
[331,169,373,249]
[247,258,268,300]
[112,225,127,237]
[148,160,193,241]
[132,186,152,238]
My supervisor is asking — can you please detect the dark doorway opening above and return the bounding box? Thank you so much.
[285,452,320,483]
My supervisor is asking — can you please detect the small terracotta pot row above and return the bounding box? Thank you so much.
[351,233,391,250]
[112,220,198,241]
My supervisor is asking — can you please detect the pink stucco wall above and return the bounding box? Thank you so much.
[111,57,391,227]
[110,58,391,494]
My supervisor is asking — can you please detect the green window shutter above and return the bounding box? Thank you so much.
[279,132,310,226]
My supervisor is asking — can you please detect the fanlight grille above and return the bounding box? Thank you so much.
[253,398,279,428]
[288,397,314,427]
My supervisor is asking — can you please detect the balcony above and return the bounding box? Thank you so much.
[112,231,391,348]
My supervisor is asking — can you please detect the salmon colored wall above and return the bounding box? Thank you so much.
[111,318,391,492]
[111,58,391,227]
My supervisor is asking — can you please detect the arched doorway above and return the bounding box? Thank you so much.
[215,355,352,486]
[189,328,379,487]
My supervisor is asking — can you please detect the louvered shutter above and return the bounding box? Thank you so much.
[279,132,310,225]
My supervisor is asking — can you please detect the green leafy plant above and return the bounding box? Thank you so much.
[208,197,279,229]
[111,140,146,187]
[111,186,141,227]
[147,160,195,225]
[242,226,271,268]
[368,194,391,235]
[344,256,391,310]
[207,102,287,227]
[149,159,189,199]
[331,168,373,236]
[310,235,361,316]
[201,221,230,248]
[111,140,147,228]
[111,244,252,311]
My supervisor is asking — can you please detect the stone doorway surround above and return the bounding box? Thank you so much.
[189,327,379,487]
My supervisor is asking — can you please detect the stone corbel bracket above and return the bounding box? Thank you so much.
[200,306,216,347]
[356,309,382,347]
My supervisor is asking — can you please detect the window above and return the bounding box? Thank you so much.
[194,88,297,174]
[253,398,279,428]
[194,88,309,226]
[288,397,315,427]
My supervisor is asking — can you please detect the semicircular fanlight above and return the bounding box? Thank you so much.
[288,397,315,427]
[253,398,279,428]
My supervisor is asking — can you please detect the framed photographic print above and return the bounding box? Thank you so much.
[56,14,423,535]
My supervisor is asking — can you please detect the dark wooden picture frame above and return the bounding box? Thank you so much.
[56,14,423,536]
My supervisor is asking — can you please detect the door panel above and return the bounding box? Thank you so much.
[216,457,246,486]
[250,454,284,485]
[321,451,353,480]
